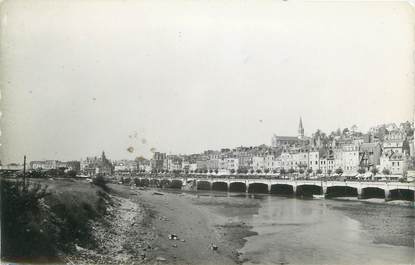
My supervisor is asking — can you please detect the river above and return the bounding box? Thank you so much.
[197,192,415,265]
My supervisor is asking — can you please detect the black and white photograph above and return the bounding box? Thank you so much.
[1,0,414,264]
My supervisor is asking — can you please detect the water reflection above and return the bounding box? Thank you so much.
[236,195,414,265]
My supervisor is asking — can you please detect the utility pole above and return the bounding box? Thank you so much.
[23,155,26,188]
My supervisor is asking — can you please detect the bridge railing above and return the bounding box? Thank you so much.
[128,173,413,185]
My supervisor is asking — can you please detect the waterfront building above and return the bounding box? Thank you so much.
[359,142,382,170]
[31,160,60,170]
[206,158,220,171]
[113,160,138,172]
[308,149,320,171]
[334,144,359,174]
[1,163,24,171]
[264,154,278,171]
[252,155,265,171]
[81,151,113,175]
[31,160,80,172]
[226,158,239,172]
[319,154,335,174]
[151,152,166,171]
[380,151,408,176]
[166,155,183,172]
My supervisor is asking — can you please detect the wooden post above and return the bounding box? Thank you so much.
[23,155,26,189]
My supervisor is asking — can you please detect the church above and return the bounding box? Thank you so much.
[271,117,308,148]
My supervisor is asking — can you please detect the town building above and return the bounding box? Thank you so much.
[151,152,166,171]
[81,151,113,175]
[359,142,382,170]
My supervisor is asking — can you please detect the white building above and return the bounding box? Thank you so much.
[308,150,320,171]
[252,156,265,171]
[226,158,239,172]
[334,144,359,174]
[380,151,409,175]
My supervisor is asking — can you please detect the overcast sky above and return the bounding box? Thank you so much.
[0,0,414,163]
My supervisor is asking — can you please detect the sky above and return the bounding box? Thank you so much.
[0,0,414,164]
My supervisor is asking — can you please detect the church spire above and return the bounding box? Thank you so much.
[298,117,304,139]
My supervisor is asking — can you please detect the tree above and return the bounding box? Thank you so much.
[264,168,270,174]
[230,169,235,174]
[93,175,109,191]
[342,128,349,135]
[27,170,46,179]
[335,168,343,175]
[357,168,366,174]
[299,168,304,174]
[280,168,286,176]
[371,167,379,176]
[382,168,391,175]
[209,169,213,173]
[307,168,313,175]
[256,169,262,174]
[238,168,248,174]
[327,169,332,176]
[214,169,219,174]
[288,168,295,174]
[316,169,323,175]
[250,169,255,174]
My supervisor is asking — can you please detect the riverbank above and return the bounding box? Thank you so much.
[107,185,260,265]
[5,179,412,265]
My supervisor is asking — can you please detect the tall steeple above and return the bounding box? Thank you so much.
[298,117,304,139]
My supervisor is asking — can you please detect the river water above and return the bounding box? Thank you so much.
[198,192,415,265]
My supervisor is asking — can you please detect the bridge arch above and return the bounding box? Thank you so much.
[170,180,183,189]
[149,178,160,187]
[212,182,228,191]
[140,178,150,187]
[160,179,171,188]
[270,184,294,196]
[197,181,211,190]
[361,187,385,199]
[229,182,246,192]
[296,185,323,197]
[248,183,268,194]
[326,186,358,198]
[389,189,414,201]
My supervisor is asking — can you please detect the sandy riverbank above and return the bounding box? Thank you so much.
[100,184,259,265]
[134,189,259,265]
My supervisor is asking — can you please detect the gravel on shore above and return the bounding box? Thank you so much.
[66,184,258,265]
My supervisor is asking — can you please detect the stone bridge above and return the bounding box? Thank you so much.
[133,176,415,202]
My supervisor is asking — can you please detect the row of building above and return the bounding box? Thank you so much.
[12,118,415,178]
[145,118,415,177]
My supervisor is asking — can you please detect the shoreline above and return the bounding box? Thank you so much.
[129,186,259,265]
[65,183,414,265]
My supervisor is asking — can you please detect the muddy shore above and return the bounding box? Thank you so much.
[68,184,260,265]
[130,187,259,265]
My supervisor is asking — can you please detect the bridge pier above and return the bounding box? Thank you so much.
[357,187,363,199]
[292,184,297,196]
[384,188,391,201]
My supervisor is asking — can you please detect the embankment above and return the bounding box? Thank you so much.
[1,178,112,263]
